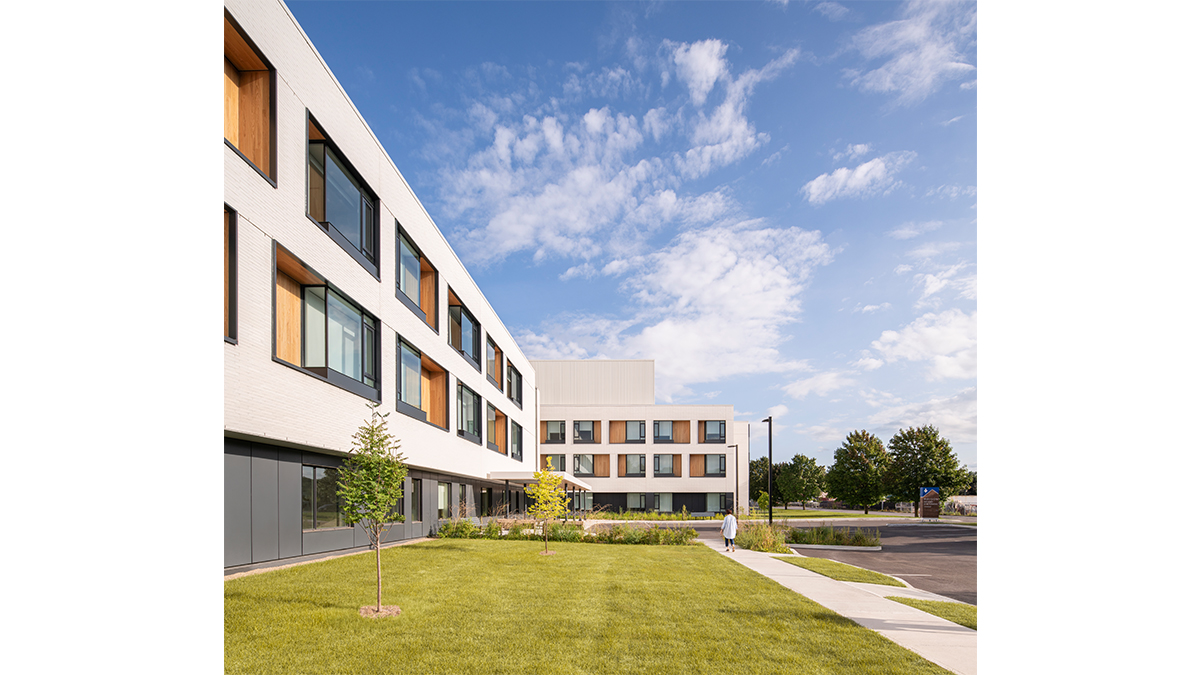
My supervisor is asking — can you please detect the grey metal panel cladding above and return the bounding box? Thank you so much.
[277,451,302,559]
[251,447,280,563]
[225,443,252,568]
[302,528,356,555]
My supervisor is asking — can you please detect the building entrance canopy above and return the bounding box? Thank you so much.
[488,471,593,492]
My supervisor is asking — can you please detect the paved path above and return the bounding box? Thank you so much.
[700,537,976,675]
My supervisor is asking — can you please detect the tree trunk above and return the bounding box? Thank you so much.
[863,506,869,514]
[375,535,382,612]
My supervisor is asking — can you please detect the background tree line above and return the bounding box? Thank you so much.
[749,425,972,514]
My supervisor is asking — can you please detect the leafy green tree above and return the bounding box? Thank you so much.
[748,456,770,504]
[884,426,971,507]
[826,430,890,514]
[964,470,977,496]
[787,455,825,509]
[525,457,570,554]
[338,402,409,613]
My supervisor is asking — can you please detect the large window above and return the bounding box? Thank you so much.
[437,482,450,519]
[705,454,727,477]
[654,493,673,513]
[301,465,344,530]
[624,454,646,477]
[410,479,423,522]
[224,206,237,342]
[542,454,566,472]
[458,383,482,444]
[274,244,379,400]
[544,421,566,444]
[572,492,594,511]
[307,115,378,274]
[702,420,726,443]
[510,422,524,461]
[396,338,449,429]
[654,454,676,477]
[626,421,645,443]
[706,493,725,512]
[224,11,274,182]
[448,287,481,368]
[396,224,438,331]
[507,364,523,408]
[653,421,673,443]
[574,454,594,476]
[574,420,598,443]
[626,493,646,511]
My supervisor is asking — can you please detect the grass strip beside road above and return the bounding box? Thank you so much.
[773,555,906,587]
[886,597,977,630]
[227,539,952,675]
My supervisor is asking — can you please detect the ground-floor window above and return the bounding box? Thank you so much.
[572,492,593,511]
[706,493,724,512]
[654,493,673,513]
[301,465,344,529]
[627,493,645,511]
[410,479,423,522]
[438,482,450,519]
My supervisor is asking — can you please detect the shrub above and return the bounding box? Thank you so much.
[548,522,585,542]
[787,526,880,547]
[734,521,791,554]
[480,519,502,540]
[437,519,480,539]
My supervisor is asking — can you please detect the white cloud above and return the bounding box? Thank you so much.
[855,302,891,314]
[846,0,977,107]
[887,220,943,240]
[519,221,833,400]
[866,387,977,444]
[894,264,913,275]
[939,115,964,126]
[801,425,846,442]
[832,142,872,162]
[814,2,850,21]
[905,241,962,259]
[853,353,885,371]
[926,184,976,200]
[801,151,916,204]
[670,39,728,106]
[767,404,789,418]
[784,371,855,399]
[870,308,976,380]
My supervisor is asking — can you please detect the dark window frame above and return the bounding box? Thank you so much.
[457,382,482,445]
[507,364,523,409]
[395,221,438,332]
[224,9,278,187]
[702,420,727,444]
[224,204,238,344]
[447,288,482,370]
[705,453,727,477]
[624,453,646,478]
[653,420,674,444]
[301,464,349,531]
[573,453,596,477]
[410,478,423,523]
[486,336,503,392]
[544,454,566,472]
[653,453,676,478]
[545,420,566,444]
[306,112,380,278]
[573,420,598,444]
[510,422,524,462]
[624,420,646,444]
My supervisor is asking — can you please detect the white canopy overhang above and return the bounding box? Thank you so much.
[488,471,593,492]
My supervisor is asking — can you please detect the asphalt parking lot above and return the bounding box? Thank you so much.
[695,519,977,605]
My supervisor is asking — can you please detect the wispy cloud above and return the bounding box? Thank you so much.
[813,2,850,21]
[870,308,976,380]
[887,220,943,240]
[939,115,963,126]
[855,302,891,314]
[844,0,977,107]
[801,151,916,204]
[784,370,855,399]
[866,387,977,443]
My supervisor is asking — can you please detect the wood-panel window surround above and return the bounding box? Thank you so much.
[396,336,448,430]
[540,454,566,472]
[224,11,274,182]
[573,420,600,444]
[654,421,691,444]
[274,244,379,401]
[610,421,645,444]
[307,114,379,276]
[447,287,481,369]
[654,454,682,477]
[224,206,237,342]
[486,337,504,391]
[617,454,645,477]
[689,454,727,477]
[396,223,438,331]
[542,421,566,444]
[487,403,507,454]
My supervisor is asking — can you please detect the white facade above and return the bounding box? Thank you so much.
[532,360,751,513]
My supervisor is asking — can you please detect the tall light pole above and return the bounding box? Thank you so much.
[761,416,773,525]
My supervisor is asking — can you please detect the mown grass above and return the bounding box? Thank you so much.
[772,555,906,587]
[227,539,952,675]
[886,597,977,630]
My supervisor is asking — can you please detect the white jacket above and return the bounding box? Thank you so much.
[720,514,738,539]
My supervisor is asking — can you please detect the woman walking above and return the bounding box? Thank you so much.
[721,508,738,552]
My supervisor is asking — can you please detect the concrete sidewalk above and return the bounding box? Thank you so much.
[702,539,976,675]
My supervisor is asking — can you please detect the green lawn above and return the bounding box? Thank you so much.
[886,597,977,630]
[751,509,907,519]
[226,539,952,675]
[772,555,906,587]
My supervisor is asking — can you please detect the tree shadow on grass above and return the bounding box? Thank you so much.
[716,606,860,629]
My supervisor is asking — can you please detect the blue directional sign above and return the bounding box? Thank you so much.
[920,487,940,499]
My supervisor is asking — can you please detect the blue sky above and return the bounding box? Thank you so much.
[288,0,978,470]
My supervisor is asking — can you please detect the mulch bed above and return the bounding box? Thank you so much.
[359,605,403,618]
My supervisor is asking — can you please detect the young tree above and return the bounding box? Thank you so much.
[884,425,971,507]
[338,402,409,614]
[525,457,570,554]
[825,430,889,514]
[791,455,826,509]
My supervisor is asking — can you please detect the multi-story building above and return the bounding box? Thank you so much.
[531,360,750,515]
[223,0,560,570]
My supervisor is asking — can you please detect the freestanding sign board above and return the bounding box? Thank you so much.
[918,487,940,519]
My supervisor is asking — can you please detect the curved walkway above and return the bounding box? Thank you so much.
[701,537,976,675]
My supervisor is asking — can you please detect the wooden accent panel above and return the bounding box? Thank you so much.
[275,245,322,286]
[673,454,682,477]
[540,421,548,443]
[308,158,325,221]
[275,271,302,365]
[594,454,610,478]
[492,344,504,383]
[609,420,625,444]
[224,16,267,71]
[689,454,704,477]
[421,355,447,429]
[307,117,325,141]
[223,58,240,146]
[420,266,437,330]
[673,421,690,444]
[540,454,551,470]
[238,70,271,175]
[494,409,507,453]
[224,209,230,337]
[617,454,626,477]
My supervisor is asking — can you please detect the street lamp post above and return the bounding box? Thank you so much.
[761,416,773,525]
